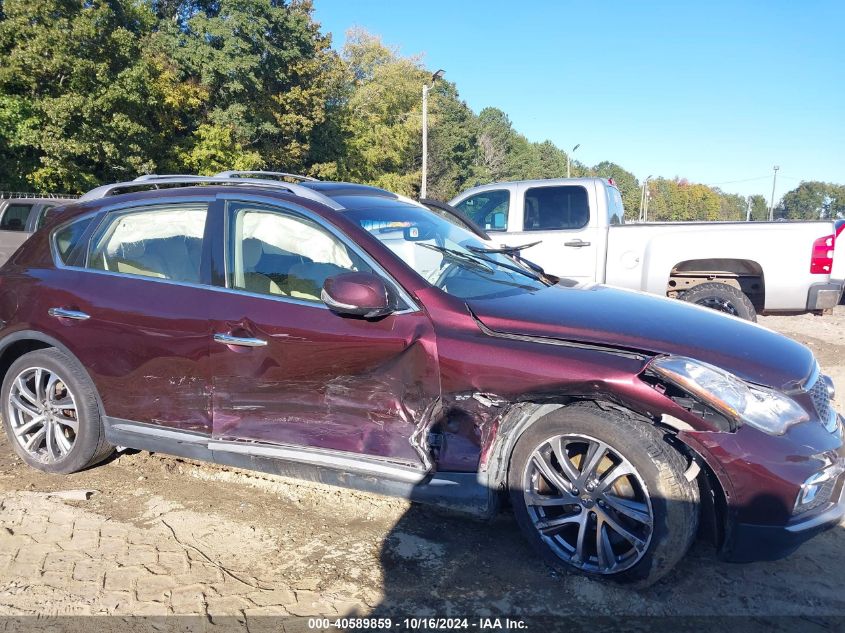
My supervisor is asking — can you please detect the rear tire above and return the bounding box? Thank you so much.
[1,348,112,474]
[679,282,757,321]
[508,402,699,586]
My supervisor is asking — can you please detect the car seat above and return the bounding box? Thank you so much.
[241,239,284,295]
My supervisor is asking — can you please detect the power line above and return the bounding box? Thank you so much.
[706,175,772,186]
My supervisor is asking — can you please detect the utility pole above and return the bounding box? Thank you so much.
[768,165,779,221]
[420,69,445,199]
[746,198,752,222]
[567,144,580,178]
[639,175,652,222]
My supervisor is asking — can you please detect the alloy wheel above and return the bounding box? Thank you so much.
[522,433,654,574]
[7,367,79,464]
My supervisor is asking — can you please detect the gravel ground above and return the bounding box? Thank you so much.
[0,307,844,622]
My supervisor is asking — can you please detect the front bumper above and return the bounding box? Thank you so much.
[807,280,844,311]
[725,467,845,563]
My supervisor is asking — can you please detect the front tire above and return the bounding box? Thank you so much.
[1,348,112,474]
[679,282,757,321]
[508,402,699,586]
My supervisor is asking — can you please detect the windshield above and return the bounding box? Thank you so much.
[342,199,553,300]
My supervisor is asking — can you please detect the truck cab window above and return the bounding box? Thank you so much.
[524,186,589,231]
[454,190,510,231]
[1,204,32,231]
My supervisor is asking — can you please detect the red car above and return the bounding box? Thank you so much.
[0,175,842,585]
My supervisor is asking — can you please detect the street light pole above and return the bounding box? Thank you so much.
[567,144,580,178]
[639,175,652,222]
[768,165,779,221]
[420,69,445,199]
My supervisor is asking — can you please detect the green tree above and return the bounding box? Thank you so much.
[777,181,845,220]
[153,0,337,175]
[426,82,479,200]
[0,0,166,191]
[475,107,516,182]
[529,141,567,180]
[747,194,768,221]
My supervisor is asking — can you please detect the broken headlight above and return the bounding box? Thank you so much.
[650,356,809,436]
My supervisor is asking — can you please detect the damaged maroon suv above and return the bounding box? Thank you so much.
[1,174,843,585]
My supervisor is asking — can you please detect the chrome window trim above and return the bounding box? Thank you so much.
[50,195,216,269]
[217,193,421,315]
[51,263,342,310]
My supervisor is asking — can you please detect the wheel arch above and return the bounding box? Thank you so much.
[0,330,106,416]
[669,257,765,312]
[483,396,730,549]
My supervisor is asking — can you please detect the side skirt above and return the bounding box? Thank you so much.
[104,418,496,518]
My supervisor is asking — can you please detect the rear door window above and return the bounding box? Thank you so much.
[523,186,589,231]
[1,204,33,231]
[54,217,95,265]
[86,204,208,284]
[454,190,510,231]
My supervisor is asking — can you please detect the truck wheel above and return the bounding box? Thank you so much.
[508,402,699,586]
[1,348,113,474]
[679,282,757,321]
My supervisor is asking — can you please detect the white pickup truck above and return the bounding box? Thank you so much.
[449,178,844,321]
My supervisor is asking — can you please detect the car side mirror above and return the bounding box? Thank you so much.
[321,272,393,319]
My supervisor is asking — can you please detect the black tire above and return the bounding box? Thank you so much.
[508,402,699,586]
[1,348,112,474]
[679,282,757,321]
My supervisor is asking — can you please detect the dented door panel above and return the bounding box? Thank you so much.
[208,292,440,466]
[17,268,213,432]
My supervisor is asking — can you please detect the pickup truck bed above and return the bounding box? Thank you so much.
[606,220,841,312]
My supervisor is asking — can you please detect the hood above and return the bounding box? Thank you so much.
[468,283,815,390]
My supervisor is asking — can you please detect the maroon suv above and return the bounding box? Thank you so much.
[0,175,842,585]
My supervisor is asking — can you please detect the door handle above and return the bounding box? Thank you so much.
[564,239,591,247]
[48,308,90,321]
[213,333,268,348]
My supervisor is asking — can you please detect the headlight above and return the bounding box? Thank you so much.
[650,356,809,435]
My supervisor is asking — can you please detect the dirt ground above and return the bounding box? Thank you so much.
[1,307,844,622]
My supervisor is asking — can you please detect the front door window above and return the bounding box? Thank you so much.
[227,203,371,301]
[454,190,510,231]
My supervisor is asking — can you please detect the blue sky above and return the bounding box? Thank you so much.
[312,0,844,202]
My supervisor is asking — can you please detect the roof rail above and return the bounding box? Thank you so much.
[132,174,208,182]
[78,177,342,210]
[214,170,319,182]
